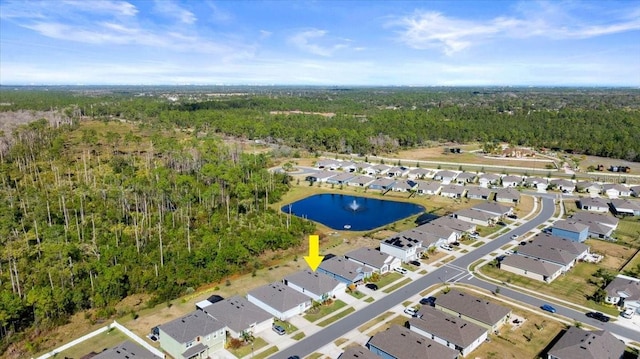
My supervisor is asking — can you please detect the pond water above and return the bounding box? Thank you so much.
[281,193,424,231]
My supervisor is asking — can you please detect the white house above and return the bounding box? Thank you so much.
[602,183,632,198]
[414,222,459,244]
[414,181,442,195]
[201,296,273,339]
[345,247,401,274]
[283,270,346,302]
[408,168,434,180]
[386,166,410,178]
[550,179,576,193]
[466,186,493,200]
[578,197,610,213]
[439,184,467,198]
[524,177,548,191]
[380,233,423,262]
[455,172,477,184]
[604,274,640,314]
[501,175,523,188]
[576,181,602,195]
[454,208,496,227]
[391,180,416,192]
[478,173,500,188]
[433,170,458,184]
[247,282,311,320]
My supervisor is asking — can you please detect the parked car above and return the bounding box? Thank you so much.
[586,311,609,322]
[451,242,460,246]
[540,304,556,313]
[621,308,635,319]
[507,214,518,219]
[287,356,300,359]
[365,283,378,291]
[440,244,453,251]
[394,267,408,275]
[420,297,437,306]
[510,234,519,240]
[497,221,506,226]
[409,260,421,267]
[272,324,286,335]
[404,307,418,317]
[470,232,480,239]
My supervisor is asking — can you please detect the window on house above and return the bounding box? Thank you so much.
[186,340,194,348]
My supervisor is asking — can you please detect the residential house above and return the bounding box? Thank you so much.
[339,346,380,359]
[318,256,370,285]
[550,179,576,193]
[345,247,401,274]
[326,172,356,185]
[551,220,590,242]
[501,175,523,188]
[316,159,340,170]
[410,306,488,357]
[500,255,564,283]
[609,199,640,216]
[368,178,396,191]
[435,289,511,332]
[466,186,493,200]
[473,202,513,217]
[434,170,458,184]
[391,180,416,192]
[408,168,434,180]
[478,173,500,188]
[283,270,347,302]
[387,166,410,178]
[92,340,162,359]
[368,164,391,176]
[414,223,460,244]
[517,234,589,272]
[347,175,375,188]
[631,185,640,197]
[524,177,549,191]
[353,162,373,174]
[602,184,632,198]
[604,274,640,314]
[454,208,497,227]
[395,228,447,249]
[455,172,477,184]
[570,211,619,240]
[247,282,312,321]
[305,171,336,183]
[576,181,602,195]
[439,184,467,199]
[546,326,625,359]
[494,188,521,204]
[201,296,273,339]
[414,181,442,195]
[529,233,590,259]
[380,233,423,262]
[430,216,477,234]
[158,310,226,359]
[339,161,357,172]
[578,197,610,213]
[367,325,459,359]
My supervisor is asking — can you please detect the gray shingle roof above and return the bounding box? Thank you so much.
[348,175,374,186]
[530,233,589,255]
[367,325,459,359]
[430,216,476,232]
[578,197,610,209]
[329,172,356,182]
[414,181,441,192]
[368,178,395,187]
[414,222,457,240]
[159,310,225,344]
[396,228,441,247]
[547,327,625,359]
[284,270,343,297]
[610,199,640,211]
[436,289,511,327]
[339,346,380,359]
[319,256,365,281]
[465,186,492,198]
[456,172,477,181]
[501,255,564,276]
[479,173,500,182]
[440,184,466,195]
[410,306,487,348]
[92,340,159,359]
[201,296,271,334]
[518,240,583,266]
[602,183,630,193]
[604,275,640,300]
[345,247,393,269]
[434,170,457,179]
[502,175,523,183]
[473,202,512,216]
[495,188,521,200]
[454,208,495,221]
[553,220,590,233]
[248,282,310,313]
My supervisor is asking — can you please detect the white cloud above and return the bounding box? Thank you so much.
[289,29,348,57]
[388,4,640,55]
[62,0,138,17]
[153,0,196,25]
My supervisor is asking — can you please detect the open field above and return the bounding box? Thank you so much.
[480,262,620,316]
[55,328,129,359]
[586,239,638,271]
[615,217,640,248]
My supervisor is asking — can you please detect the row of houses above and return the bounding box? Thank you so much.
[552,211,620,242]
[579,197,640,216]
[314,159,640,197]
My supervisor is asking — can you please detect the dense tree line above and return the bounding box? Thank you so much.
[0,118,313,351]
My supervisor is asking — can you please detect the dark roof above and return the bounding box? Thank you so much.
[319,256,366,281]
[518,239,584,266]
[411,306,487,348]
[92,340,159,359]
[345,247,394,269]
[158,310,225,344]
[367,325,459,359]
[604,275,640,300]
[382,233,422,249]
[436,289,511,326]
[248,282,310,312]
[501,255,564,276]
[201,295,272,334]
[339,346,380,359]
[547,326,625,359]
[553,220,589,233]
[284,270,343,296]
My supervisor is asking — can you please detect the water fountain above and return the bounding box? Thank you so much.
[348,199,361,211]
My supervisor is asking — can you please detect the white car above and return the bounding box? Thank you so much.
[440,244,453,251]
[404,307,418,317]
[394,267,408,275]
[621,308,635,319]
[510,234,519,240]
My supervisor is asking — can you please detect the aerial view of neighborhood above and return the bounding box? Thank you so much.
[1,1,639,359]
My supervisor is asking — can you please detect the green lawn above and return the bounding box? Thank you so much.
[348,290,366,299]
[229,337,268,358]
[317,307,356,327]
[375,272,403,288]
[614,217,640,247]
[358,311,395,333]
[383,278,412,293]
[56,328,129,359]
[254,346,278,359]
[472,241,485,247]
[364,297,375,303]
[274,319,298,333]
[480,262,620,316]
[292,332,306,340]
[304,300,347,322]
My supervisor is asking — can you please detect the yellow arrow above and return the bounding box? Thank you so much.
[304,234,324,271]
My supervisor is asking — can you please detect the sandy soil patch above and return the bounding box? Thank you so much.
[586,239,636,271]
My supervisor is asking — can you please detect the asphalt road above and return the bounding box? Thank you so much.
[274,197,557,359]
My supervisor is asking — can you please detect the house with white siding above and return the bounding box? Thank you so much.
[318,256,370,285]
[408,168,434,180]
[454,208,497,227]
[434,170,458,184]
[501,175,523,188]
[465,186,493,200]
[283,270,347,302]
[602,183,632,198]
[524,177,548,191]
[578,197,610,213]
[576,181,602,195]
[455,172,477,184]
[391,180,416,192]
[380,233,423,262]
[494,188,521,204]
[414,181,442,195]
[478,173,500,188]
[305,171,336,183]
[345,247,401,274]
[247,282,311,320]
[604,274,640,314]
[440,184,467,198]
[550,179,576,193]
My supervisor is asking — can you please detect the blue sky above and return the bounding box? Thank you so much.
[1,0,639,86]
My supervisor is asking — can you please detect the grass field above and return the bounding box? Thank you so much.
[358,311,395,333]
[55,328,130,358]
[614,217,640,248]
[586,239,637,271]
[374,272,402,288]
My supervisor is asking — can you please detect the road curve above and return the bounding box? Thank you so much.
[274,197,556,359]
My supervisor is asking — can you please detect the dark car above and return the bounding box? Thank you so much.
[272,324,286,335]
[365,283,378,291]
[507,214,518,219]
[420,296,437,306]
[288,356,300,359]
[540,304,556,313]
[410,260,421,267]
[451,242,460,246]
[586,311,609,322]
